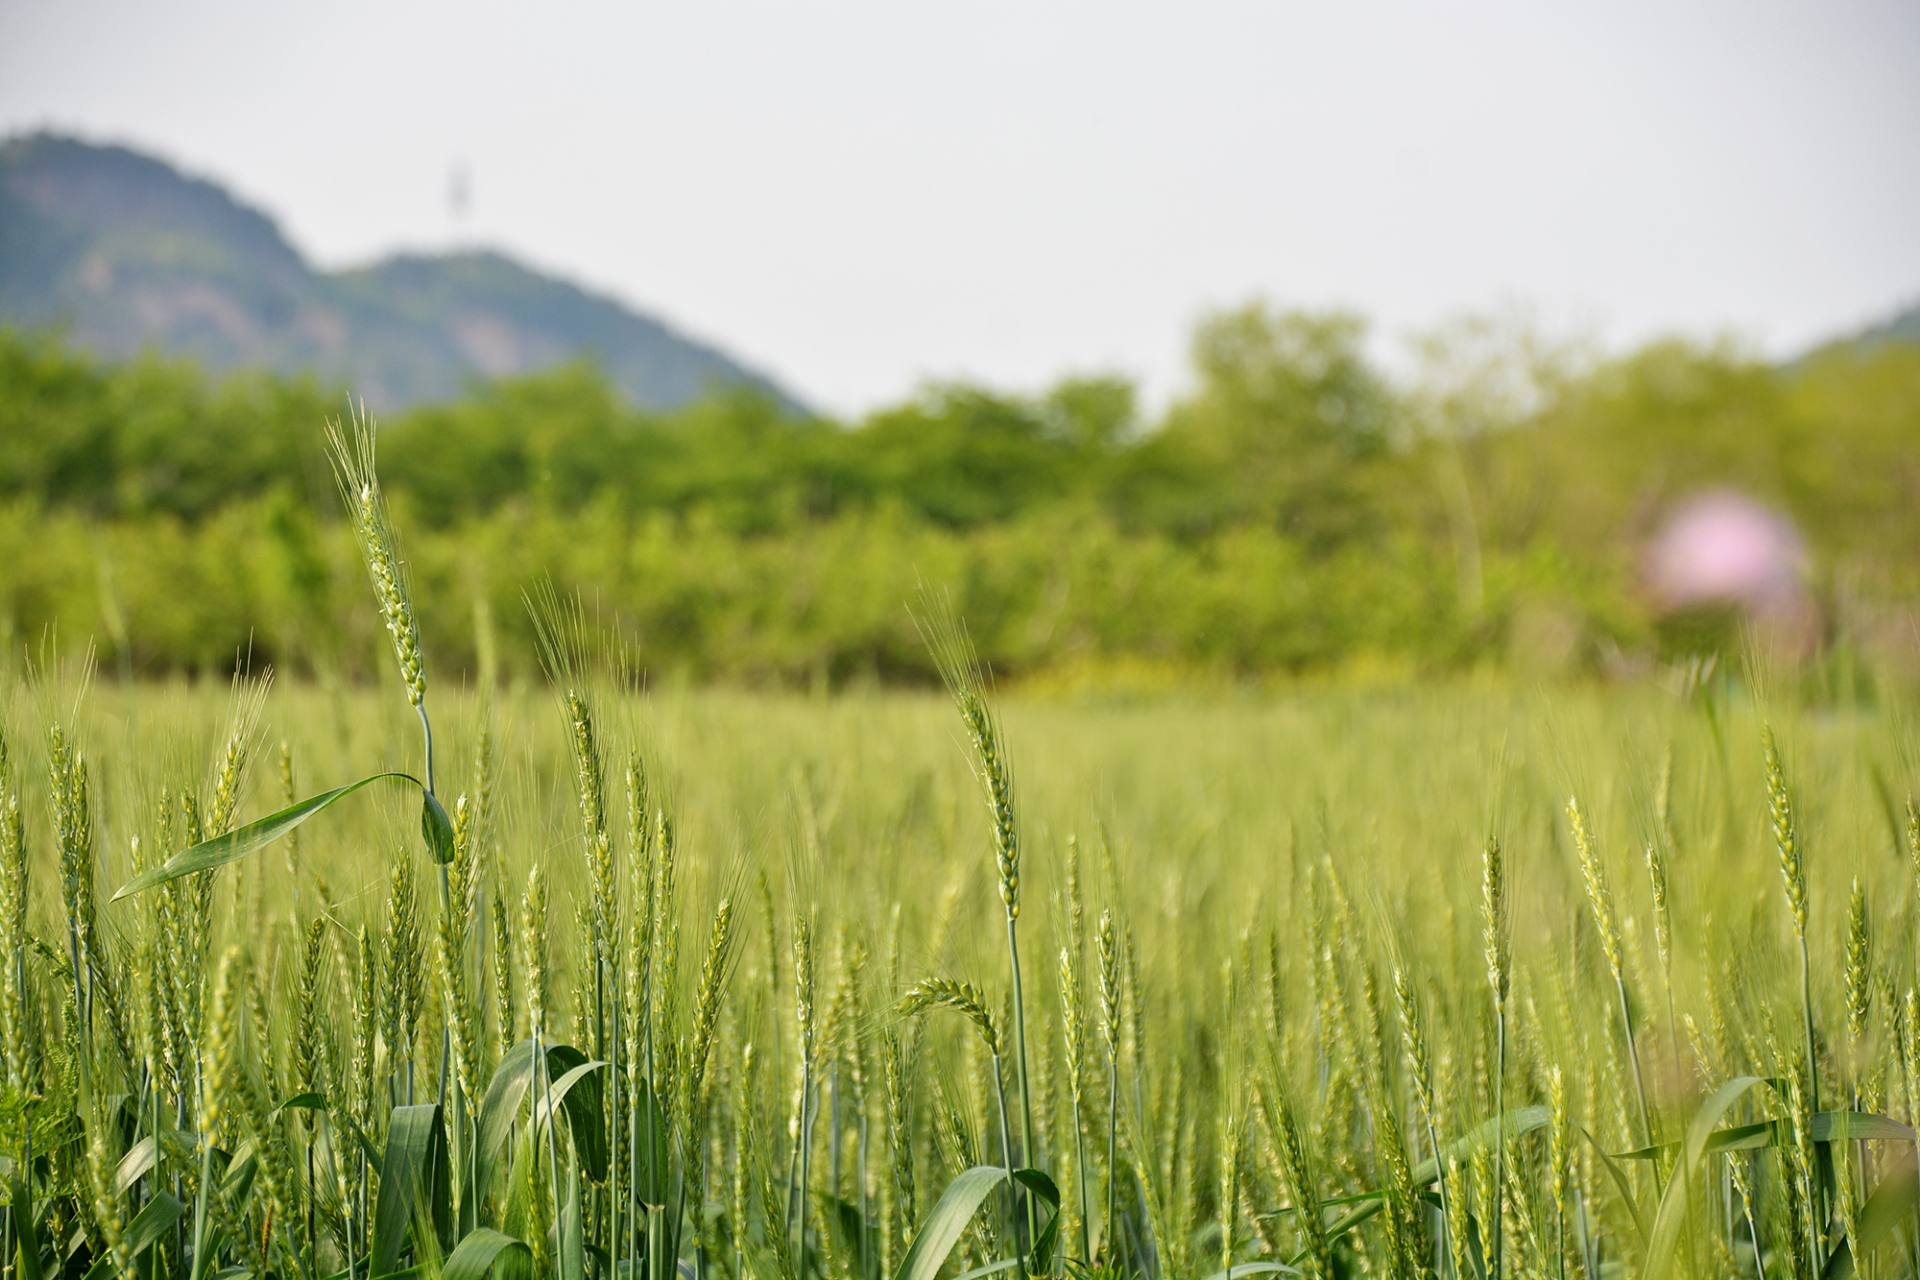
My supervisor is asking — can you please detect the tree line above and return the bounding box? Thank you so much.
[2,304,1915,687]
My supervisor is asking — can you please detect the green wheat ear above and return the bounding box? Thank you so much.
[0,767,26,1091]
[914,592,1020,920]
[1762,725,1808,940]
[1481,834,1509,1006]
[325,407,426,709]
[1567,798,1623,981]
[1844,877,1871,1043]
[899,976,1002,1058]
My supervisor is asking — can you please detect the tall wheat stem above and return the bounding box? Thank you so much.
[923,599,1042,1258]
[1096,910,1121,1263]
[1007,914,1041,1251]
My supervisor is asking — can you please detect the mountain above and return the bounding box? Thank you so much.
[1828,301,1920,352]
[0,132,805,412]
[1792,299,1920,364]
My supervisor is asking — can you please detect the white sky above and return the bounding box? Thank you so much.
[3,0,1917,415]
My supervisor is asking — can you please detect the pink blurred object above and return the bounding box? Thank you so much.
[1645,490,1808,614]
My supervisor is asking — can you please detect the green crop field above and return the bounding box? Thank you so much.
[0,419,1916,1280]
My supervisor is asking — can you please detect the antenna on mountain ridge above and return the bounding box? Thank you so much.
[447,159,472,242]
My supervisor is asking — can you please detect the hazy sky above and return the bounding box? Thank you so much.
[3,0,1917,414]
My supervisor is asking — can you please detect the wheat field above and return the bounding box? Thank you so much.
[0,422,1915,1280]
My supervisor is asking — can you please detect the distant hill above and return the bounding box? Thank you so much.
[0,132,806,412]
[1845,301,1920,348]
[1800,299,1920,361]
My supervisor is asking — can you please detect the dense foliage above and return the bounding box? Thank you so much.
[2,308,1917,686]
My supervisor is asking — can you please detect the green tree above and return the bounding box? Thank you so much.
[1165,303,1395,542]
